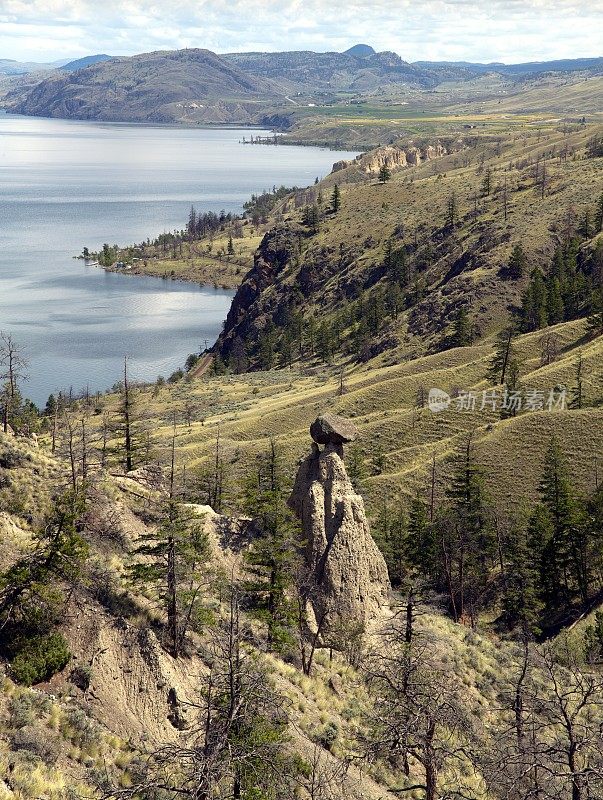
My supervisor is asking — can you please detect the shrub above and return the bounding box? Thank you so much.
[10,726,61,765]
[316,721,339,751]
[62,707,100,748]
[10,634,71,686]
[70,663,92,691]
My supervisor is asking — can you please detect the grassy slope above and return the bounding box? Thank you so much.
[84,315,602,530]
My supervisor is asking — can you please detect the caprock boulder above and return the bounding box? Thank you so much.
[289,414,390,648]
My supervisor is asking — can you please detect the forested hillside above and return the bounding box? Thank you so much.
[0,107,602,800]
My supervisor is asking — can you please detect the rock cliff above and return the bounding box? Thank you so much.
[332,138,464,176]
[289,415,390,648]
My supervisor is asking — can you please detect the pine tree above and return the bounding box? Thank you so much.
[502,523,544,636]
[487,326,517,385]
[586,290,603,338]
[579,209,592,239]
[481,166,492,197]
[243,442,300,649]
[302,204,320,234]
[537,439,587,606]
[445,435,496,622]
[546,277,565,323]
[378,164,391,183]
[331,184,341,213]
[520,269,548,332]
[595,192,603,232]
[507,244,527,280]
[227,234,235,255]
[407,496,434,575]
[452,307,472,346]
[446,192,458,227]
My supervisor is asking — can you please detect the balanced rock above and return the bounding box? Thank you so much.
[310,413,358,446]
[289,418,390,649]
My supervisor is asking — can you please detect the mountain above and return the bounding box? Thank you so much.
[344,43,376,57]
[222,48,454,93]
[415,56,603,76]
[0,58,58,75]
[5,45,603,131]
[60,54,114,71]
[10,48,282,123]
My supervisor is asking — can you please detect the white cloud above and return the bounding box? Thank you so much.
[0,0,600,63]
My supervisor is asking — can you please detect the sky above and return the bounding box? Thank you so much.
[0,0,602,65]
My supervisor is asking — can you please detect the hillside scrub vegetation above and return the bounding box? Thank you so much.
[0,117,602,800]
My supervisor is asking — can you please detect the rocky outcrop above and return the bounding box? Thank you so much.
[289,417,390,648]
[216,223,303,362]
[332,139,464,177]
[310,412,358,446]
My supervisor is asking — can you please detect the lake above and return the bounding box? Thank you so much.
[0,113,358,405]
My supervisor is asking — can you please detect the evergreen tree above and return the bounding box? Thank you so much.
[586,290,603,338]
[596,191,603,232]
[546,277,565,323]
[536,439,588,607]
[500,358,522,420]
[520,269,548,332]
[243,442,300,649]
[487,326,517,385]
[373,499,408,586]
[452,307,472,346]
[444,436,496,622]
[331,183,341,213]
[407,496,434,575]
[130,501,209,657]
[258,324,278,369]
[481,166,492,197]
[227,234,235,255]
[378,164,392,183]
[0,331,28,434]
[302,204,320,234]
[315,321,334,364]
[0,490,88,684]
[502,523,544,636]
[507,244,527,280]
[579,209,592,239]
[446,192,458,227]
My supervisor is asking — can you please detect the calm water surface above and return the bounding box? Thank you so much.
[0,114,357,404]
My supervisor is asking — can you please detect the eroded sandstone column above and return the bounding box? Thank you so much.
[289,413,390,648]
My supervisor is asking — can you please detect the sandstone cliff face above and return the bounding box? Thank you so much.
[332,139,462,176]
[289,421,390,647]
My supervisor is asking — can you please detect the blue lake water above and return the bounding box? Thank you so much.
[0,113,357,405]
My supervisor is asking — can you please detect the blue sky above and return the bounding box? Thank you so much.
[0,0,601,64]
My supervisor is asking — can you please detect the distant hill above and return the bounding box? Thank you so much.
[10,48,282,124]
[344,44,376,58]
[222,49,451,93]
[0,58,59,76]
[6,45,603,126]
[60,54,113,72]
[415,56,603,76]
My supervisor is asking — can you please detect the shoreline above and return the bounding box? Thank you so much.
[98,260,244,291]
